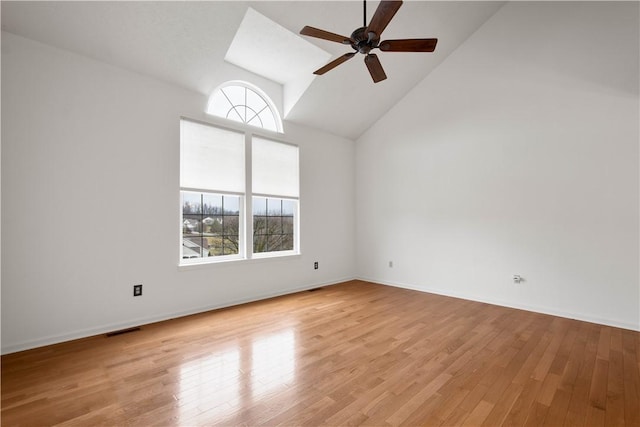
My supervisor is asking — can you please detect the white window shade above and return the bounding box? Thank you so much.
[252,137,299,198]
[180,120,245,193]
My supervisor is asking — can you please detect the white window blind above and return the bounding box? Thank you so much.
[180,120,245,193]
[252,137,299,198]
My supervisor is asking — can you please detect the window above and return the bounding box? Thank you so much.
[180,120,245,262]
[180,119,299,264]
[206,81,283,133]
[182,192,241,258]
[253,197,295,253]
[251,135,299,254]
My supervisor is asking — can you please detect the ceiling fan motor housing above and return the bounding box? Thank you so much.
[350,26,379,54]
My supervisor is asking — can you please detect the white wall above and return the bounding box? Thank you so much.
[1,32,356,354]
[356,2,639,330]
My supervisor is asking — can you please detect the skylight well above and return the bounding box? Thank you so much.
[224,7,331,117]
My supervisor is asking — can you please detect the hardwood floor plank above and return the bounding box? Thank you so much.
[622,329,640,426]
[2,280,639,426]
[461,400,494,426]
[532,318,570,382]
[605,344,625,426]
[585,406,606,427]
[481,381,524,426]
[537,373,561,407]
[564,323,600,426]
[523,401,550,427]
[502,378,543,426]
[590,358,610,410]
[597,326,612,361]
[543,388,572,426]
[384,372,452,425]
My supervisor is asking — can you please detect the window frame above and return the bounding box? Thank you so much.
[179,116,300,267]
[206,81,283,134]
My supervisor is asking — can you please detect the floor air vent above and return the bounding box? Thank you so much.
[106,327,141,337]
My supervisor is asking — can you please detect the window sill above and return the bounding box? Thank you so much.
[178,252,301,271]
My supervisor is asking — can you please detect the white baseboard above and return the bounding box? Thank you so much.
[357,276,640,332]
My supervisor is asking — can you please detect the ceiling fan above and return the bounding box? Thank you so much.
[300,0,438,83]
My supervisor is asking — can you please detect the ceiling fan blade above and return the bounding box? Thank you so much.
[366,1,403,39]
[379,38,438,52]
[314,52,357,75]
[364,54,387,83]
[300,26,352,44]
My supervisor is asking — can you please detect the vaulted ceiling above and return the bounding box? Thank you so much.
[1,1,505,140]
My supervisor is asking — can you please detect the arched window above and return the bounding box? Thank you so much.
[206,81,283,133]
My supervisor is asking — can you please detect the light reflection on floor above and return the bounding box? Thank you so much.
[177,329,295,424]
[177,348,241,424]
[251,329,295,399]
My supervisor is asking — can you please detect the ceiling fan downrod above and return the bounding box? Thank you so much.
[363,0,367,28]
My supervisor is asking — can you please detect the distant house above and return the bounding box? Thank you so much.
[183,219,197,232]
[182,237,209,259]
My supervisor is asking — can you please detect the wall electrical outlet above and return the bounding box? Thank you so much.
[389,261,393,268]
[314,261,319,270]
[133,284,143,296]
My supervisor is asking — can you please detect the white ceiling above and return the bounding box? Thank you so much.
[1,1,505,140]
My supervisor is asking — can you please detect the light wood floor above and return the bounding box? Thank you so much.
[2,280,639,426]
